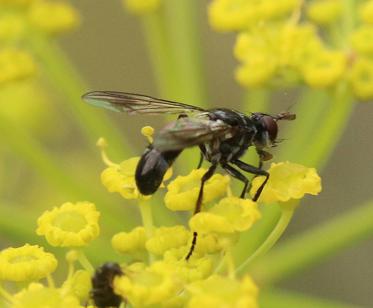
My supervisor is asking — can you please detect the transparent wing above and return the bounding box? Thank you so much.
[82,91,206,115]
[153,117,235,151]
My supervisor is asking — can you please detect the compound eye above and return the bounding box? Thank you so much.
[262,116,278,141]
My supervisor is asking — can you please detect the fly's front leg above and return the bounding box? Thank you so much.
[186,163,217,261]
[232,159,269,202]
[197,152,204,169]
[222,163,249,199]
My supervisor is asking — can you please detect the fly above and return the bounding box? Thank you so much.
[82,91,295,260]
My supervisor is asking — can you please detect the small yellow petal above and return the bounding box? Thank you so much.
[165,169,230,211]
[250,161,322,204]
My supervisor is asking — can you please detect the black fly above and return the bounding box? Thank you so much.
[90,262,124,308]
[82,91,295,259]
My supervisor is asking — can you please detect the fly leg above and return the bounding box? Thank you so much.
[185,163,217,260]
[232,159,269,202]
[197,152,204,169]
[222,163,249,199]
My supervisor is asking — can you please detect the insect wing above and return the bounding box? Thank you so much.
[82,91,206,115]
[153,117,234,151]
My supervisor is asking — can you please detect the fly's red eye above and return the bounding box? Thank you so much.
[262,116,278,141]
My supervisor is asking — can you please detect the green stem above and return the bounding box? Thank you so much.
[0,115,131,232]
[260,288,359,308]
[142,13,180,99]
[27,32,131,160]
[139,200,155,263]
[301,83,354,169]
[78,250,94,274]
[163,0,207,106]
[237,206,294,274]
[278,88,329,162]
[250,200,373,285]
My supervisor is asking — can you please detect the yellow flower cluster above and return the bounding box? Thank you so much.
[0,48,36,85]
[210,0,373,101]
[0,131,322,307]
[250,161,322,205]
[0,0,79,86]
[36,201,100,247]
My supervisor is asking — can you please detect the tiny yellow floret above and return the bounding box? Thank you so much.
[186,274,259,308]
[145,225,190,256]
[114,261,182,307]
[350,57,373,100]
[111,227,147,255]
[189,197,261,234]
[101,156,172,200]
[13,283,81,308]
[165,169,230,211]
[28,0,80,34]
[300,49,346,88]
[0,244,57,282]
[307,0,342,26]
[250,161,322,204]
[36,201,100,247]
[0,48,36,85]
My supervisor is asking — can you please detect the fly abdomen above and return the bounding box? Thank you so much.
[135,147,181,195]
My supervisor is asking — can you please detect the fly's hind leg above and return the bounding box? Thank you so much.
[222,163,249,199]
[185,163,217,260]
[232,159,269,202]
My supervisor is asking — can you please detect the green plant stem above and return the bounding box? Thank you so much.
[278,88,329,162]
[260,289,359,308]
[237,206,294,274]
[27,32,131,160]
[78,250,94,274]
[142,13,180,99]
[301,83,354,168]
[0,114,132,236]
[163,0,207,106]
[250,200,373,286]
[139,200,155,263]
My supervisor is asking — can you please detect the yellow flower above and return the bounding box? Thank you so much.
[350,57,373,100]
[123,0,161,15]
[0,244,57,282]
[12,283,81,308]
[279,23,323,68]
[259,0,298,20]
[111,227,147,255]
[300,49,346,88]
[0,48,36,85]
[0,14,25,41]
[189,197,261,234]
[145,225,190,256]
[101,156,172,200]
[28,0,80,34]
[358,0,373,24]
[250,161,322,204]
[62,270,91,301]
[114,261,182,307]
[163,251,214,283]
[235,52,278,88]
[350,25,373,56]
[36,201,100,247]
[208,0,258,32]
[165,169,230,211]
[186,275,259,308]
[307,0,342,26]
